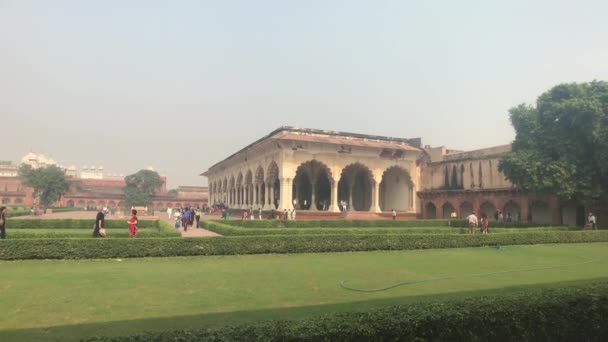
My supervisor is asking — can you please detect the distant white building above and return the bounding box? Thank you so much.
[80,165,104,180]
[21,152,58,169]
[0,161,18,177]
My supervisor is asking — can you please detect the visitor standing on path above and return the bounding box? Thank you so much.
[392,209,397,220]
[0,206,7,239]
[93,209,105,237]
[167,207,173,220]
[480,213,489,235]
[128,209,138,238]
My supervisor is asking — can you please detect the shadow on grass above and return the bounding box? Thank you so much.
[2,277,607,342]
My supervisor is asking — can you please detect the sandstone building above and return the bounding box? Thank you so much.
[202,127,595,226]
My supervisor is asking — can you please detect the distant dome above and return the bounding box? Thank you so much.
[21,152,38,164]
[147,166,155,171]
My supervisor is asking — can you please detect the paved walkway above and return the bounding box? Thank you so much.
[17,210,222,238]
[158,213,222,238]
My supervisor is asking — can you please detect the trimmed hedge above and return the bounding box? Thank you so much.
[1,231,607,260]
[84,281,608,342]
[5,219,159,229]
[203,220,569,236]
[223,219,557,229]
[8,221,180,239]
[4,209,31,218]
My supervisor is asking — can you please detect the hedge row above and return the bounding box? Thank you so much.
[85,281,608,342]
[4,219,159,229]
[1,231,607,260]
[203,220,569,237]
[4,209,31,218]
[7,221,180,239]
[223,219,556,229]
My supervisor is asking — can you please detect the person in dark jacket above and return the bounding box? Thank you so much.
[0,206,7,239]
[93,209,105,237]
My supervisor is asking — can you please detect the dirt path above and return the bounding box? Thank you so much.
[158,213,222,238]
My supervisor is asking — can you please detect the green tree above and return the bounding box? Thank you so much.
[123,170,164,207]
[499,80,608,201]
[18,164,71,209]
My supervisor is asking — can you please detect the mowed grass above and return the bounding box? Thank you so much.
[0,243,607,341]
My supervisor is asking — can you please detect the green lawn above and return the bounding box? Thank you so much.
[1,243,607,341]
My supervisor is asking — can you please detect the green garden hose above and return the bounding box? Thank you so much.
[340,259,598,293]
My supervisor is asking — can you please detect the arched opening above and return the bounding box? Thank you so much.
[379,166,413,212]
[267,161,280,209]
[255,166,265,208]
[338,163,373,211]
[2,198,10,204]
[293,160,333,210]
[229,176,235,206]
[480,202,496,220]
[459,201,473,218]
[236,173,243,206]
[530,201,551,224]
[77,200,85,208]
[442,202,455,219]
[87,200,96,210]
[244,170,253,207]
[67,200,75,207]
[503,201,521,222]
[15,198,23,204]
[425,202,437,219]
[561,202,585,227]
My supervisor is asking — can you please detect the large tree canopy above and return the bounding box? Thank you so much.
[499,81,608,201]
[123,170,164,207]
[19,164,71,209]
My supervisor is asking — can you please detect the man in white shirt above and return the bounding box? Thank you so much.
[466,212,478,234]
[588,212,597,230]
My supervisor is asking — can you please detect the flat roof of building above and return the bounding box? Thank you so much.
[201,126,423,176]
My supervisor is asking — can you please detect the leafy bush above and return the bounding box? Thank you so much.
[1,230,607,260]
[4,209,31,218]
[84,281,608,342]
[222,219,557,229]
[5,219,159,229]
[203,220,569,236]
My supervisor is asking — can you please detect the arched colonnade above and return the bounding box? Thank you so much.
[208,160,417,213]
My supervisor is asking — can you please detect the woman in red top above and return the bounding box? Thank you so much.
[128,209,138,237]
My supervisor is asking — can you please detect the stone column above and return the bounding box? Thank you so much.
[253,184,258,207]
[264,184,270,210]
[348,184,354,211]
[269,185,275,209]
[278,177,292,211]
[310,183,317,211]
[329,180,339,212]
[371,181,381,213]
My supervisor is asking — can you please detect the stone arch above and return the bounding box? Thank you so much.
[338,163,374,211]
[442,201,456,219]
[77,200,85,207]
[294,160,333,210]
[503,200,521,222]
[425,202,437,219]
[15,198,23,204]
[459,201,473,218]
[2,197,10,204]
[266,161,280,209]
[255,166,266,208]
[87,200,96,209]
[67,199,75,207]
[244,169,253,206]
[379,165,413,212]
[530,201,551,224]
[480,201,496,220]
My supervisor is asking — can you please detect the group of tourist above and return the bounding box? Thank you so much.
[92,208,139,238]
[493,210,518,223]
[466,212,490,234]
[167,207,203,231]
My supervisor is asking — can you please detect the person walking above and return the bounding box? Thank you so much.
[588,212,597,230]
[466,212,478,234]
[0,206,7,239]
[93,208,105,237]
[195,208,201,228]
[392,209,397,220]
[128,209,138,238]
[258,207,262,220]
[480,213,489,235]
[167,207,173,220]
[181,208,191,232]
[292,208,296,220]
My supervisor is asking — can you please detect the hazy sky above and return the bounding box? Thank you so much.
[1,0,607,188]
